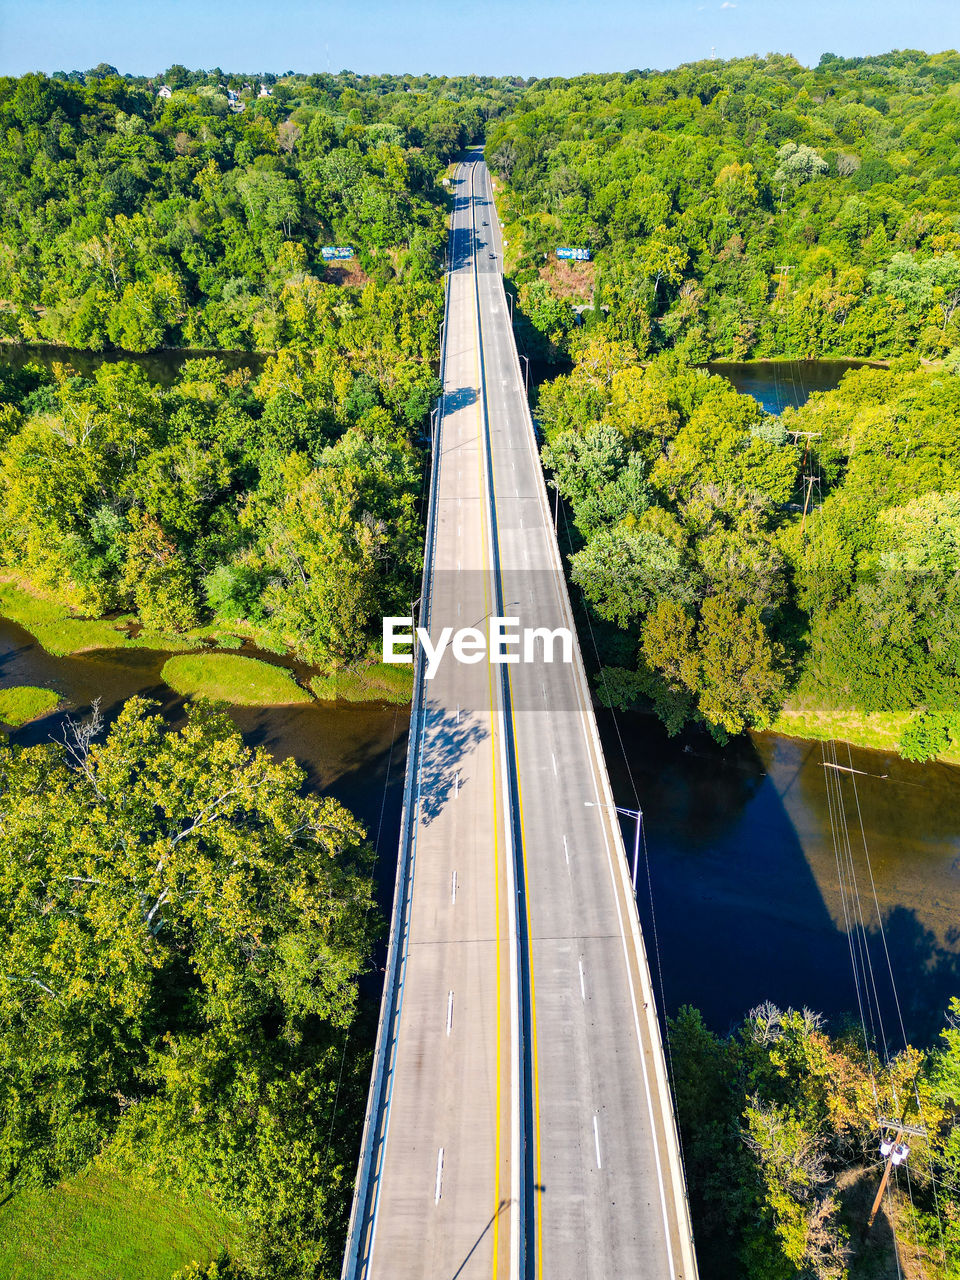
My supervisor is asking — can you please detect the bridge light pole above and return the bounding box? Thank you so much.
[585,801,643,892]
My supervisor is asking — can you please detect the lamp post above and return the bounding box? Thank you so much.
[585,800,643,891]
[519,353,529,396]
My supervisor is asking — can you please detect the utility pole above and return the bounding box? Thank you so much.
[799,474,816,539]
[865,1118,927,1235]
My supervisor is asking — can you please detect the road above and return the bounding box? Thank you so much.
[343,152,698,1280]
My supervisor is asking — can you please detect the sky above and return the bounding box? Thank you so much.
[1,0,958,79]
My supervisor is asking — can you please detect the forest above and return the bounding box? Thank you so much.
[0,698,377,1279]
[670,1000,960,1280]
[479,49,960,762]
[0,66,522,351]
[537,341,960,762]
[486,49,960,362]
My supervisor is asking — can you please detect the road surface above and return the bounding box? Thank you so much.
[343,151,697,1280]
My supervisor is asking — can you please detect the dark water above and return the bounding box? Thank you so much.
[2,344,872,413]
[0,342,268,386]
[705,358,876,414]
[0,618,408,912]
[601,710,960,1048]
[4,612,959,1047]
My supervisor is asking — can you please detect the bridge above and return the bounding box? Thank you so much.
[342,151,698,1280]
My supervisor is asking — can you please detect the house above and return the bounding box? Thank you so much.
[258,84,273,98]
[157,84,172,99]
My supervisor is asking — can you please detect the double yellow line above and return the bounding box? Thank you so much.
[463,159,544,1280]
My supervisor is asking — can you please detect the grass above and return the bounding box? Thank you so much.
[310,660,414,704]
[162,653,312,705]
[0,581,130,656]
[0,579,262,659]
[771,696,960,766]
[0,685,61,726]
[0,1168,238,1280]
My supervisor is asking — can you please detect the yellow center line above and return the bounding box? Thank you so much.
[505,675,545,1280]
[461,160,506,1280]
[471,159,544,1279]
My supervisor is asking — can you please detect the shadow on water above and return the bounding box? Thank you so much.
[599,709,960,1047]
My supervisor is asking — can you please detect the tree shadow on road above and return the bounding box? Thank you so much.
[418,704,488,827]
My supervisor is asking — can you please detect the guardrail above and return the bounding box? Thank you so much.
[480,163,700,1279]
[340,163,459,1280]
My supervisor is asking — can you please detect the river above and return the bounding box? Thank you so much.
[3,347,954,1048]
[0,343,873,414]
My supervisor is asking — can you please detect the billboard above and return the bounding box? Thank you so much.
[321,246,355,260]
[556,247,591,261]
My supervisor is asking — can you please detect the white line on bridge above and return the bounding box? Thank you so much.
[456,702,460,724]
[435,1147,444,1203]
[551,752,558,777]
[563,834,569,865]
[593,1115,602,1170]
[455,770,461,798]
[579,956,586,1002]
[446,991,454,1035]
[451,870,457,905]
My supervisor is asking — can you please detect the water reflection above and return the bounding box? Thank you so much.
[600,710,960,1047]
[704,358,876,415]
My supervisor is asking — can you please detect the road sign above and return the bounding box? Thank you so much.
[321,246,354,260]
[556,247,591,261]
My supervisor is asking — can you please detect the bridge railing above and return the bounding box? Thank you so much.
[340,167,458,1280]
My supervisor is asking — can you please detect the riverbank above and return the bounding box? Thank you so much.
[6,572,953,763]
[773,696,960,767]
[0,576,411,709]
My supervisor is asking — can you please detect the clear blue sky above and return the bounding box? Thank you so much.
[2,0,958,79]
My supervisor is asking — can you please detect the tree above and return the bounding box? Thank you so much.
[0,698,375,1274]
[570,525,691,628]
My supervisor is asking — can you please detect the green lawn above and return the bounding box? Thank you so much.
[162,653,312,705]
[0,685,61,726]
[0,1170,238,1280]
[310,660,414,704]
[771,696,960,766]
[0,581,131,656]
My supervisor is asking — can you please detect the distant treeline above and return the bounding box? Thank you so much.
[486,50,960,362]
[0,68,522,351]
